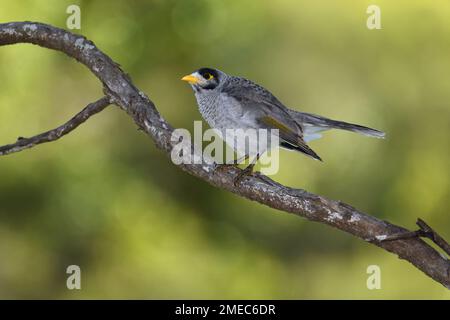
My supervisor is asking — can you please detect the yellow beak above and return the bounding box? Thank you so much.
[181,74,200,84]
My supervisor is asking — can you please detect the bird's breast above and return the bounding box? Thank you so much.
[194,91,274,155]
[196,92,247,131]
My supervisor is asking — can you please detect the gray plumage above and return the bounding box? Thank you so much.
[182,67,384,162]
[289,111,385,140]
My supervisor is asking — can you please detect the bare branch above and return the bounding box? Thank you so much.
[0,96,111,156]
[416,219,450,257]
[0,22,449,289]
[378,219,450,258]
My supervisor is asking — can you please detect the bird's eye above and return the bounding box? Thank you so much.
[203,73,213,80]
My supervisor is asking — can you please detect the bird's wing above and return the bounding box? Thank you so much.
[260,116,322,161]
[222,77,322,161]
[221,77,302,133]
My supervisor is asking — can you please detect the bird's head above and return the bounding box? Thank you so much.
[181,67,224,91]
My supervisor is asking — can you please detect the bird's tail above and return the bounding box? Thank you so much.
[289,111,386,139]
[280,140,323,161]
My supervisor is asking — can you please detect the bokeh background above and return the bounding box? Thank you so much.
[0,0,449,299]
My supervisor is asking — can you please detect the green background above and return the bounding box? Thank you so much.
[0,0,449,299]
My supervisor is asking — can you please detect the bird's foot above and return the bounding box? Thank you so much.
[213,162,237,175]
[233,163,255,187]
[214,158,278,187]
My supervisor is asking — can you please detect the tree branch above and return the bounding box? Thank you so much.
[0,22,449,289]
[378,219,450,257]
[0,96,111,156]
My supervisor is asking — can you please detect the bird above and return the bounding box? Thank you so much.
[181,67,384,183]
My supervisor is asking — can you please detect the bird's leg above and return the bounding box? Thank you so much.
[233,154,259,186]
[233,163,255,187]
[213,154,248,174]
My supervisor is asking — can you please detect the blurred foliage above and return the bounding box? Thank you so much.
[0,0,449,299]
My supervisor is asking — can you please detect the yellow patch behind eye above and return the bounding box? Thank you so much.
[205,73,213,80]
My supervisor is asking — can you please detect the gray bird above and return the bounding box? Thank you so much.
[182,67,384,181]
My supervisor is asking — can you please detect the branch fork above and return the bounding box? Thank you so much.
[375,219,450,259]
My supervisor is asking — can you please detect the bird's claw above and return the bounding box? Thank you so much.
[233,164,255,187]
[214,162,277,188]
[213,163,236,175]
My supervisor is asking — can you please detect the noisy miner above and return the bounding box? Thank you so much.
[181,67,384,184]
